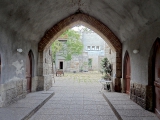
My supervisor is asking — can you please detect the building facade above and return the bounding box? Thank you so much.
[55,30,114,73]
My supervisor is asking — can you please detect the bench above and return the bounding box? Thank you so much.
[56,70,64,76]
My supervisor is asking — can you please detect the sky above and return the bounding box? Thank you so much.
[71,25,86,31]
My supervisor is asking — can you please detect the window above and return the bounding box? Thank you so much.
[49,49,51,55]
[92,46,95,50]
[87,46,91,50]
[87,46,100,51]
[109,49,111,54]
[96,46,100,50]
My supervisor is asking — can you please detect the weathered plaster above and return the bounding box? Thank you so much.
[12,60,24,75]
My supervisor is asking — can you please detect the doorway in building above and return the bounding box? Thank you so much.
[59,61,63,69]
[124,51,131,94]
[154,39,160,118]
[26,51,32,93]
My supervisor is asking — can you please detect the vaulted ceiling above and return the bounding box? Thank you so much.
[0,0,160,43]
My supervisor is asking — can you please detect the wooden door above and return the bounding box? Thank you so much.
[154,43,160,118]
[124,52,131,94]
[26,53,32,93]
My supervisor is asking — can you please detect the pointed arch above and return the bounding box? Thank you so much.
[38,13,122,52]
[26,50,34,93]
[28,50,34,77]
[123,51,131,94]
[37,13,122,92]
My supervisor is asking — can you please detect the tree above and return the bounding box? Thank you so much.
[51,40,62,63]
[51,29,83,61]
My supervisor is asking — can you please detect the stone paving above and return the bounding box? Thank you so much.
[0,90,54,120]
[0,72,159,120]
[30,72,118,120]
[103,92,159,120]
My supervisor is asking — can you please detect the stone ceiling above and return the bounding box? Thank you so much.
[0,0,160,43]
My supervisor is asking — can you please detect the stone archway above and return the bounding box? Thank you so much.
[38,13,122,92]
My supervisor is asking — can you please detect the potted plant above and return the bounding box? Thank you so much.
[100,58,112,80]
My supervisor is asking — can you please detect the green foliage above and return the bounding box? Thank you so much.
[51,29,83,61]
[88,59,92,66]
[100,58,112,80]
[80,62,88,71]
[51,40,62,62]
[61,29,80,41]
[88,58,92,69]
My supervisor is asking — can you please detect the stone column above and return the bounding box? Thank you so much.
[115,51,122,92]
[37,52,44,91]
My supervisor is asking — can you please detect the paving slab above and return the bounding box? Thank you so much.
[103,92,159,120]
[1,72,158,120]
[0,90,54,120]
[30,73,119,120]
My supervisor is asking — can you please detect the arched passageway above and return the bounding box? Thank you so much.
[123,51,131,94]
[26,50,34,93]
[38,13,122,92]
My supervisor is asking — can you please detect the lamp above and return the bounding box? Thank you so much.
[17,48,23,53]
[133,49,139,54]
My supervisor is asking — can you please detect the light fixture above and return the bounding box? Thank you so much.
[133,49,139,54]
[17,48,23,53]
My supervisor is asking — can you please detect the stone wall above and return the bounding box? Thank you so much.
[43,48,53,91]
[130,82,154,111]
[130,82,147,109]
[0,79,27,107]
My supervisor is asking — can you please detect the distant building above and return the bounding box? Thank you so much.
[54,30,115,73]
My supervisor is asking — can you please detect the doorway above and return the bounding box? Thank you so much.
[154,39,160,118]
[26,52,32,93]
[59,61,63,69]
[124,51,131,94]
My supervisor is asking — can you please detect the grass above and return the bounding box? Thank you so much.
[56,71,102,84]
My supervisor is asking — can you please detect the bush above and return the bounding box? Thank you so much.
[100,58,112,80]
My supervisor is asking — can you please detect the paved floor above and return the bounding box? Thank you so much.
[30,72,117,120]
[0,72,159,120]
[30,72,158,120]
[0,91,54,120]
[103,92,159,120]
